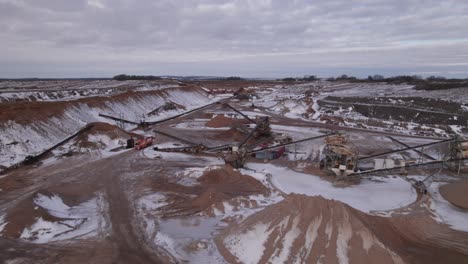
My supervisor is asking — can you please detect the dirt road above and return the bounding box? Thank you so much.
[0,151,171,263]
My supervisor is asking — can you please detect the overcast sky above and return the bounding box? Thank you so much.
[1,0,468,78]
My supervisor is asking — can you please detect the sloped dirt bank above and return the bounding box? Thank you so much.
[0,86,211,167]
[216,194,468,264]
[152,165,270,218]
[440,181,468,209]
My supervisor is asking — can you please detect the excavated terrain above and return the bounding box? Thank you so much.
[0,79,467,263]
[319,96,467,126]
[217,194,468,264]
[151,165,270,218]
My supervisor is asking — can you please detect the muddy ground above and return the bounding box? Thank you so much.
[1,80,467,263]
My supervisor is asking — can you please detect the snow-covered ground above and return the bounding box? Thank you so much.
[171,118,231,131]
[0,214,6,233]
[156,216,226,263]
[19,193,109,243]
[0,80,178,102]
[142,148,225,165]
[245,82,465,138]
[0,87,218,168]
[425,181,468,232]
[246,163,417,213]
[223,221,274,264]
[135,164,283,263]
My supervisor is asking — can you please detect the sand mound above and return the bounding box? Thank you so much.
[440,181,468,209]
[216,194,404,264]
[206,115,238,128]
[147,101,186,116]
[73,122,137,150]
[153,165,270,217]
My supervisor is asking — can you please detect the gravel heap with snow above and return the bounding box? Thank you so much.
[217,194,404,264]
[0,86,215,168]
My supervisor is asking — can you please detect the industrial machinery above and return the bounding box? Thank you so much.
[449,136,468,172]
[223,103,271,139]
[152,130,208,153]
[224,146,248,168]
[135,136,155,150]
[320,134,358,178]
[149,103,333,170]
[225,131,334,168]
[348,137,466,193]
[223,116,271,168]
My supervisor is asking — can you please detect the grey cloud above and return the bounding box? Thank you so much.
[0,0,467,77]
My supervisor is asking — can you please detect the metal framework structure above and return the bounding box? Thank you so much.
[320,134,358,178]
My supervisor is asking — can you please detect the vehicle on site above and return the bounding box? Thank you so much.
[135,136,155,150]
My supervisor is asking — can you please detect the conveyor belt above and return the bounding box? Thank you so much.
[1,123,96,174]
[98,113,139,125]
[358,137,455,161]
[223,103,256,124]
[350,157,468,176]
[238,117,268,148]
[153,130,199,146]
[100,96,233,127]
[154,145,200,152]
[145,96,234,125]
[387,136,437,160]
[247,133,334,154]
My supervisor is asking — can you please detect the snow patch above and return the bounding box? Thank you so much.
[427,182,468,232]
[0,214,7,233]
[224,223,273,264]
[20,193,108,243]
[247,163,417,213]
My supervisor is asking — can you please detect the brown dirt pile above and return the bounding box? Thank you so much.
[153,165,270,217]
[73,122,138,149]
[217,194,468,264]
[216,194,405,264]
[440,181,468,209]
[206,115,238,128]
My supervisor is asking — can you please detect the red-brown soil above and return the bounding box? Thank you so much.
[0,85,204,124]
[206,115,240,128]
[152,165,270,217]
[440,181,468,209]
[1,195,56,238]
[216,194,468,264]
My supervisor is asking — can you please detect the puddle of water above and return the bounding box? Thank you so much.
[157,216,227,263]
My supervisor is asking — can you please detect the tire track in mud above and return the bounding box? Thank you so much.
[96,151,172,263]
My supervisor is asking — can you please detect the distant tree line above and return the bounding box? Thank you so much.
[363,75,467,90]
[225,76,243,81]
[272,73,467,91]
[325,74,468,91]
[277,75,318,82]
[113,74,162,81]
